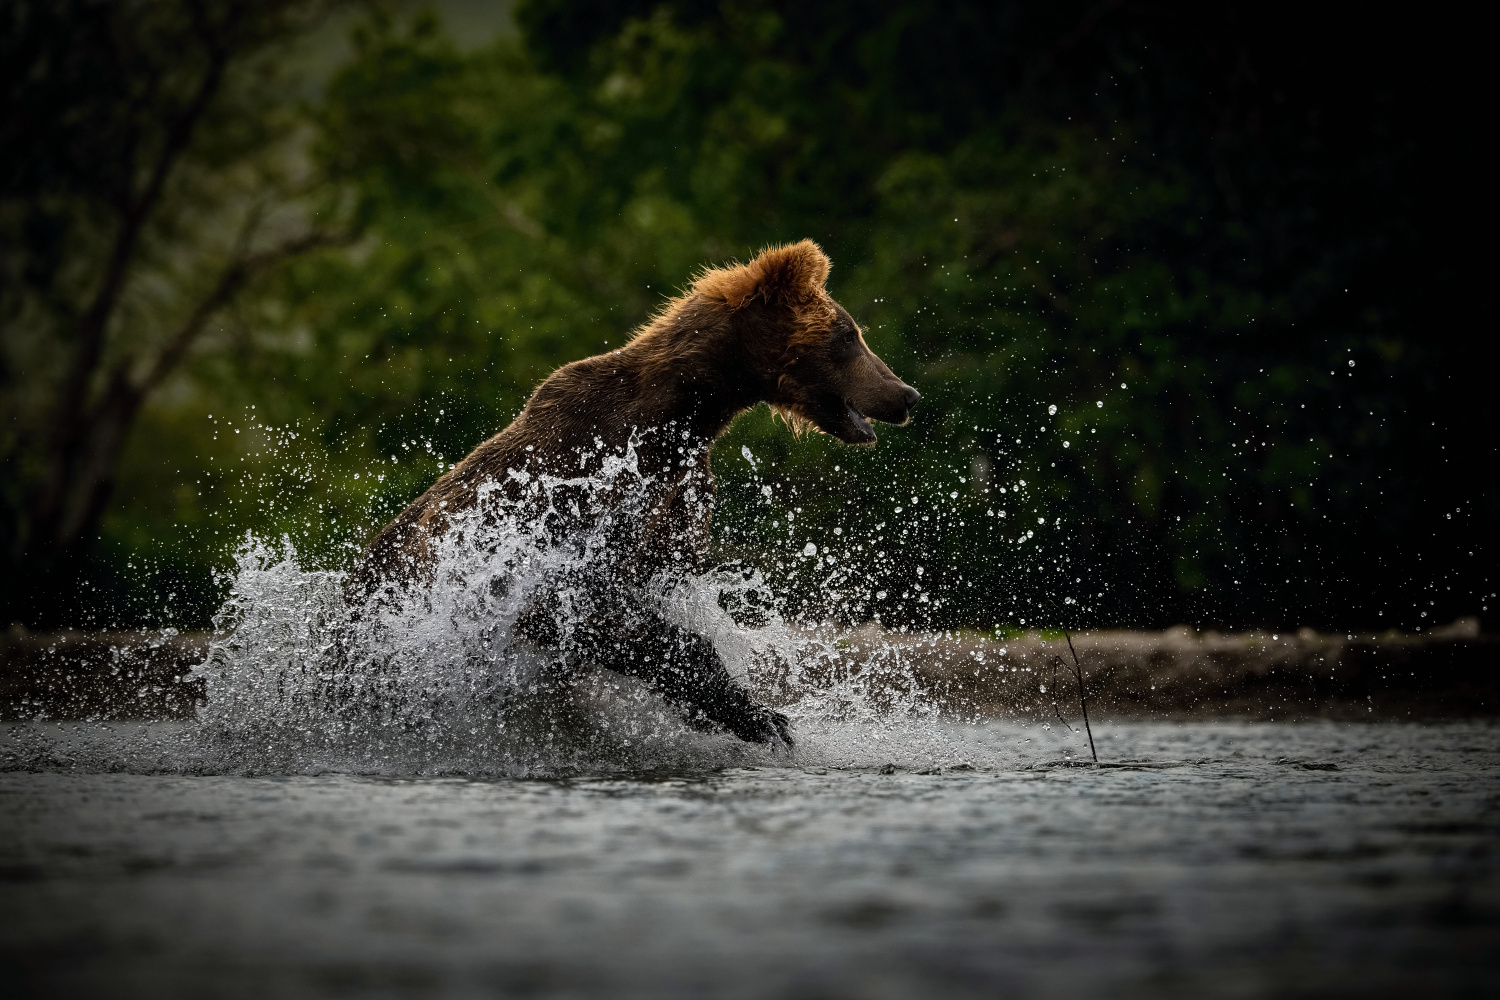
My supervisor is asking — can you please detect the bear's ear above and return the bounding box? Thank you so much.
[748,240,830,301]
[693,239,831,308]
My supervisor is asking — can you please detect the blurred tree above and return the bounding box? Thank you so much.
[0,0,353,624]
[7,0,1489,633]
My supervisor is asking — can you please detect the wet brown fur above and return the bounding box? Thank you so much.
[344,241,917,745]
[351,240,917,595]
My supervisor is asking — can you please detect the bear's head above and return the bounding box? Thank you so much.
[695,240,920,445]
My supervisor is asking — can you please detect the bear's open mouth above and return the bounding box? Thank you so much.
[844,401,876,442]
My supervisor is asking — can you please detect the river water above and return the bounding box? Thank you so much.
[4,489,1497,995]
[2,720,1496,998]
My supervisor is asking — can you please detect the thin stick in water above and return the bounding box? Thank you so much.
[1050,657,1077,733]
[1063,631,1098,763]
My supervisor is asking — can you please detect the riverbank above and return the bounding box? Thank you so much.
[835,617,1496,721]
[2,619,1494,722]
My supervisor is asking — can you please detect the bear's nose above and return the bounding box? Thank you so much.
[901,385,922,409]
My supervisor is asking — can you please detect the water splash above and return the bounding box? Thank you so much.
[5,444,1051,776]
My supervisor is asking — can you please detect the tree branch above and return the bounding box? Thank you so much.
[51,15,231,454]
[50,221,356,551]
[138,225,353,399]
[19,29,232,561]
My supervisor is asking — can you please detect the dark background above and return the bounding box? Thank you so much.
[1,0,1491,633]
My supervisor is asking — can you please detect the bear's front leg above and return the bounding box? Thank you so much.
[514,569,792,746]
[567,605,792,746]
[606,622,793,747]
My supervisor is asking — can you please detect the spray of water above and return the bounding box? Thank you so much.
[5,440,1060,776]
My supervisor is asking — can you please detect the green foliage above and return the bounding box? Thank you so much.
[1,0,357,627]
[19,0,1490,631]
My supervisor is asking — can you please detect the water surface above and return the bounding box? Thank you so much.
[3,721,1495,998]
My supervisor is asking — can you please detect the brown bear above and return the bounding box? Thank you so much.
[349,240,918,745]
